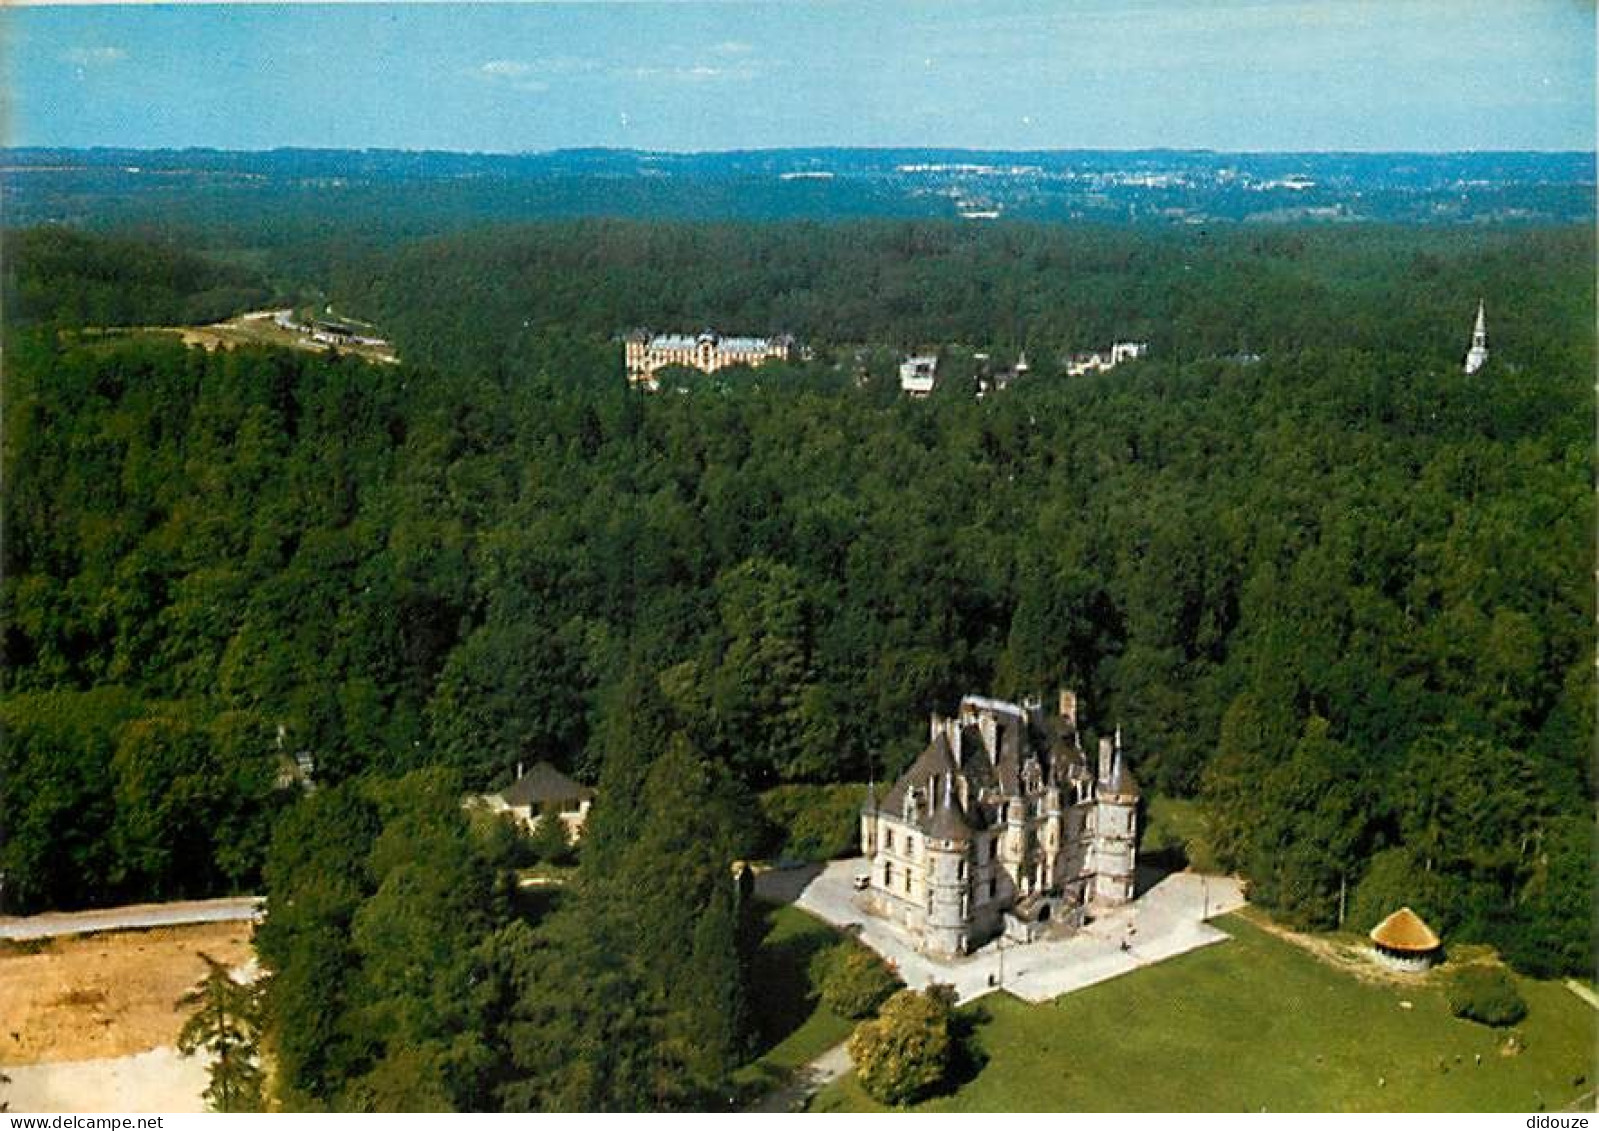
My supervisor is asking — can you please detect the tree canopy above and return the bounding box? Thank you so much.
[1,217,1592,1109]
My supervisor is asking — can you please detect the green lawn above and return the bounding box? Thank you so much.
[813,913,1596,1112]
[733,902,861,1097]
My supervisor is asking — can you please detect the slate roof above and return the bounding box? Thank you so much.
[499,762,594,809]
[880,731,957,816]
[1101,754,1140,801]
[926,788,973,842]
[875,698,1098,838]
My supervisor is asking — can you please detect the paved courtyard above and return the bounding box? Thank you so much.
[788,857,1246,1004]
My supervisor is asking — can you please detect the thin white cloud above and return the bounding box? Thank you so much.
[64,46,127,66]
[472,55,603,93]
[710,40,753,56]
[627,58,762,83]
[480,59,532,78]
[472,58,552,93]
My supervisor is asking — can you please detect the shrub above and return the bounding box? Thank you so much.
[814,942,901,1020]
[847,987,954,1106]
[527,811,576,866]
[1445,965,1528,1027]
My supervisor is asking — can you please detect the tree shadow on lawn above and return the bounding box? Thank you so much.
[943,1002,993,1094]
[744,899,839,1055]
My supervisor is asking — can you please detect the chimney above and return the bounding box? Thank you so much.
[1097,736,1113,783]
[516,760,525,781]
[978,712,998,763]
[1058,689,1078,727]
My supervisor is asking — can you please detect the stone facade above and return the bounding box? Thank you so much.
[859,691,1139,958]
[624,329,793,388]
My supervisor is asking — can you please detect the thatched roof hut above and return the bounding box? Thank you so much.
[1369,907,1442,970]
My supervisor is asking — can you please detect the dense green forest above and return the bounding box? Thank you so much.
[1,220,1593,1107]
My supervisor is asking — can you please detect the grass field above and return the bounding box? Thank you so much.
[733,902,861,1098]
[813,913,1596,1112]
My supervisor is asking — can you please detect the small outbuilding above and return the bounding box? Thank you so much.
[479,761,594,842]
[1369,906,1442,972]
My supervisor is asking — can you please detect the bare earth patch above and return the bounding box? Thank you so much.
[1235,906,1465,988]
[0,920,253,1065]
[174,310,399,364]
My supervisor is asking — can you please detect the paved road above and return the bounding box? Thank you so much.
[0,896,263,941]
[795,858,1246,1005]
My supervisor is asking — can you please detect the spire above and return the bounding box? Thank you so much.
[1464,299,1489,375]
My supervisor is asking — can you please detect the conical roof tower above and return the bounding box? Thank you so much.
[1464,299,1489,374]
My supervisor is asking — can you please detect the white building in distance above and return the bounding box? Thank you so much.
[624,329,793,388]
[899,354,939,396]
[1065,340,1149,377]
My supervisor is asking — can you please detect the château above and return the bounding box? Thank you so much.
[860,692,1139,958]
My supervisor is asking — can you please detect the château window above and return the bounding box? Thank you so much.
[908,836,917,858]
[904,872,912,894]
[988,878,997,900]
[885,829,895,851]
[884,862,894,887]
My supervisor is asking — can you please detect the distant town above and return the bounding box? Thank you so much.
[6,147,1593,229]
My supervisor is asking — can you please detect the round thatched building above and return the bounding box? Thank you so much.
[1369,906,1442,972]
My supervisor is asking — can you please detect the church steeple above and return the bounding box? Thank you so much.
[1464,299,1489,375]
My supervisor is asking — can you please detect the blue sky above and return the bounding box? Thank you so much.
[7,1,1595,152]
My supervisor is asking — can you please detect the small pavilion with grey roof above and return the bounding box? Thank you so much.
[477,761,595,842]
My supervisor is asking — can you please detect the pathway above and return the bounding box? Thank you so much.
[747,1040,853,1113]
[794,858,1246,1005]
[1563,979,1599,1010]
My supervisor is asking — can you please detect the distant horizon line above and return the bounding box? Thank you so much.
[6,144,1596,159]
